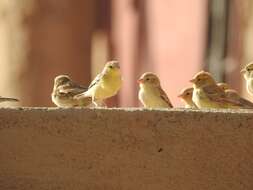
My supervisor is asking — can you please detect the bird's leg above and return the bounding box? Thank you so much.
[92,96,99,107]
[95,100,107,108]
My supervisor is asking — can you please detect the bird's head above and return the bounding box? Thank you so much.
[103,60,121,76]
[217,82,229,91]
[138,72,161,87]
[54,75,71,88]
[178,87,193,101]
[241,62,253,79]
[190,71,216,87]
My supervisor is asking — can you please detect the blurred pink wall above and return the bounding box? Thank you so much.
[112,0,207,107]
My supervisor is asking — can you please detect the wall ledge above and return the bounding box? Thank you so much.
[0,107,253,190]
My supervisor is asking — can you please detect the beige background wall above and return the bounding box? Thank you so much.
[0,0,95,106]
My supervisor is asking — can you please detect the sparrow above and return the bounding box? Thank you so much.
[52,75,92,107]
[241,62,253,96]
[178,87,197,108]
[190,71,242,109]
[74,60,122,106]
[138,72,173,108]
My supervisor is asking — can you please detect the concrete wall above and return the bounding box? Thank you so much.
[0,108,253,190]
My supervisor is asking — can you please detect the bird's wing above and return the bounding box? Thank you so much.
[226,90,253,108]
[159,88,173,108]
[54,90,72,99]
[53,89,92,107]
[203,85,226,97]
[59,82,87,96]
[70,81,88,90]
[203,85,241,106]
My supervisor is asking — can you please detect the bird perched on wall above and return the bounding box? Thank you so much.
[0,96,19,103]
[138,72,173,108]
[74,60,122,106]
[241,62,253,96]
[217,82,253,109]
[51,75,92,107]
[178,87,197,108]
[190,71,242,109]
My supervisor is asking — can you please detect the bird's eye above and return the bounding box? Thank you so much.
[186,93,190,95]
[247,68,250,72]
[197,78,201,81]
[146,78,150,81]
[109,65,113,69]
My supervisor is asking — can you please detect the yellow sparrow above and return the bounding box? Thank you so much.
[241,62,253,96]
[52,75,92,107]
[190,71,241,109]
[178,87,197,108]
[138,72,173,108]
[218,83,253,109]
[75,60,122,106]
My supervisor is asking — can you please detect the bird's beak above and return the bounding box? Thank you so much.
[240,68,246,74]
[137,78,144,84]
[177,93,183,98]
[115,64,120,69]
[189,78,196,83]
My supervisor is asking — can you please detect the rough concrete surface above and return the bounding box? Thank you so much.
[0,107,253,190]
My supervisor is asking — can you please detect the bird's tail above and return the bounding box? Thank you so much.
[74,91,88,99]
[0,97,19,103]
